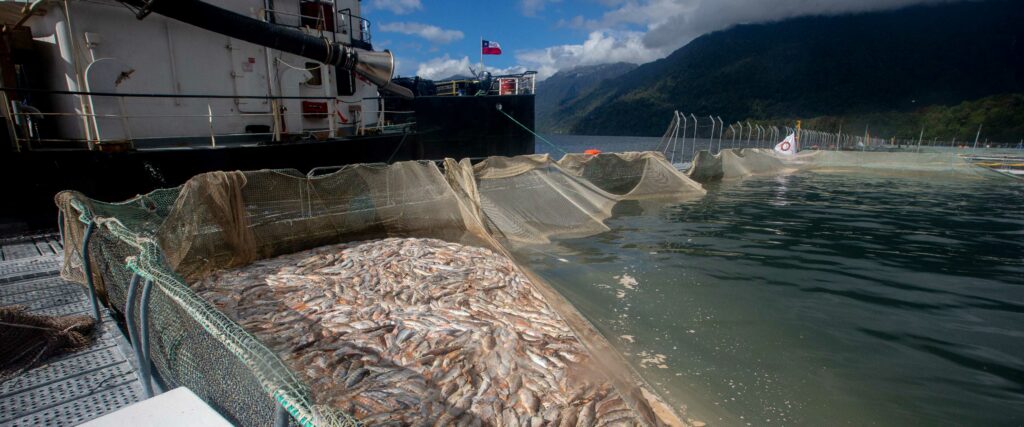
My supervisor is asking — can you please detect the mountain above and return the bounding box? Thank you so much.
[553,0,1024,138]
[534,63,637,133]
[789,93,1024,144]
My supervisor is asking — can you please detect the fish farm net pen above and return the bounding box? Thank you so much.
[56,153,705,426]
[54,148,1009,426]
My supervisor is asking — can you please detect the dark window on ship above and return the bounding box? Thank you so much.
[305,63,323,86]
[337,69,356,96]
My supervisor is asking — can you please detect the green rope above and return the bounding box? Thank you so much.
[497,108,567,155]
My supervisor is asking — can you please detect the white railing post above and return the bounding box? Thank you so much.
[207,103,216,147]
[689,113,698,157]
[680,112,688,162]
[117,96,133,148]
[707,115,715,153]
[669,111,681,163]
[715,116,723,153]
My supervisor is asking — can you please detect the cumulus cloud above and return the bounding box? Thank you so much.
[416,55,472,80]
[555,15,587,29]
[523,0,951,79]
[416,55,528,80]
[487,64,530,76]
[379,22,464,44]
[410,0,950,81]
[368,0,422,15]
[516,30,668,80]
[594,0,952,50]
[520,0,560,17]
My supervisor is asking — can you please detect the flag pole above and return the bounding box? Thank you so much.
[480,36,484,75]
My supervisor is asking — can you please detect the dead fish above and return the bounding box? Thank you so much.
[191,237,649,426]
[345,367,370,388]
[595,409,634,427]
[519,388,540,416]
[558,406,579,427]
[577,401,596,427]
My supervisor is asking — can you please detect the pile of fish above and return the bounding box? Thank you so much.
[193,237,645,426]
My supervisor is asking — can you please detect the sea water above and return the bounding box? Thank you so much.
[525,136,1024,424]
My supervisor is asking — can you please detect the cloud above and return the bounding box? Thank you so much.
[368,0,422,15]
[516,30,668,80]
[487,64,530,76]
[525,0,951,79]
[555,15,588,29]
[520,0,560,16]
[590,0,952,50]
[416,55,528,80]
[379,22,464,44]
[393,56,410,77]
[410,0,950,81]
[416,55,472,80]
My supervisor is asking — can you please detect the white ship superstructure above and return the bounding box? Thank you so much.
[8,0,391,148]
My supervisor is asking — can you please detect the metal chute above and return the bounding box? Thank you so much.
[345,49,411,98]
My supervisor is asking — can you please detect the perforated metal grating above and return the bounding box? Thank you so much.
[0,235,144,427]
[0,275,67,297]
[0,260,63,283]
[0,234,63,261]
[2,382,143,427]
[0,277,81,307]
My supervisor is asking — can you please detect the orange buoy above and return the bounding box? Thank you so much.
[584,149,602,156]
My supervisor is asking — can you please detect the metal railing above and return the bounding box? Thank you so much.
[261,6,371,47]
[657,110,1024,164]
[0,88,405,151]
[488,72,536,96]
[338,8,371,46]
[434,72,538,97]
[434,80,474,96]
[657,111,726,163]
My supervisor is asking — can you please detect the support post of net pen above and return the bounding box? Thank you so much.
[80,221,101,321]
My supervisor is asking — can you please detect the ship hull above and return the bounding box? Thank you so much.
[1,95,535,231]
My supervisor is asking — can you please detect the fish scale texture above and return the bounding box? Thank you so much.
[193,237,639,426]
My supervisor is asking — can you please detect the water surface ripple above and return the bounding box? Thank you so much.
[515,171,1024,425]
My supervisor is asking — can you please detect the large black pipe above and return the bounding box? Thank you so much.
[126,0,346,66]
[121,0,412,98]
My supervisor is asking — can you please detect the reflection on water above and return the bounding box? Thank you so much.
[512,172,1024,425]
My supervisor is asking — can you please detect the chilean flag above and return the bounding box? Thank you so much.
[482,40,502,55]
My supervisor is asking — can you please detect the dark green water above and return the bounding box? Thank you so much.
[512,171,1024,425]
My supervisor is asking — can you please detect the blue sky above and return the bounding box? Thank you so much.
[366,0,613,79]
[364,0,946,80]
[369,2,593,69]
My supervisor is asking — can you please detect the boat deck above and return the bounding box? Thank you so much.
[0,234,145,427]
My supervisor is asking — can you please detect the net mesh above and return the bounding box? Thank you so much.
[55,151,698,426]
[0,306,96,383]
[687,148,1010,181]
[454,152,706,244]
